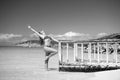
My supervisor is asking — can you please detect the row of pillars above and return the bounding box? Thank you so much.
[58,42,119,64]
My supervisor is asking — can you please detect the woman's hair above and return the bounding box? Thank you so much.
[38,32,44,45]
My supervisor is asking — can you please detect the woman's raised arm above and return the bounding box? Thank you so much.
[28,26,45,39]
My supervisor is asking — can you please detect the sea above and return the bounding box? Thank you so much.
[0,46,120,80]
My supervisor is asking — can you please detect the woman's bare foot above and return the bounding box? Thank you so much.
[45,57,49,70]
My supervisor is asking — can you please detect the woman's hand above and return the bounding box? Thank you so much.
[40,30,46,35]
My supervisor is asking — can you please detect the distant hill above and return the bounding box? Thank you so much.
[97,33,120,40]
[16,39,57,47]
[18,40,40,44]
[16,40,41,47]
[93,33,120,41]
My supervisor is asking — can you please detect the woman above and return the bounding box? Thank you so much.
[39,31,58,70]
[28,26,58,70]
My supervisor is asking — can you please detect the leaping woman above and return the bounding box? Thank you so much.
[28,26,59,71]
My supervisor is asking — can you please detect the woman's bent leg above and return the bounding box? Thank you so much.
[48,51,57,59]
[44,47,58,70]
[44,47,58,59]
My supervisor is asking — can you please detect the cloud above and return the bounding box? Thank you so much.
[56,31,90,37]
[53,31,91,40]
[0,33,22,40]
[20,38,28,42]
[97,33,108,37]
[64,31,80,37]
[30,33,38,38]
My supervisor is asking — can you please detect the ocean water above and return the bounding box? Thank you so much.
[0,47,120,80]
[0,46,59,69]
[0,47,59,80]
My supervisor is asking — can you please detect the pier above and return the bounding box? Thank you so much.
[58,39,120,72]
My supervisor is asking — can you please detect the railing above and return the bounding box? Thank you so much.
[58,40,120,68]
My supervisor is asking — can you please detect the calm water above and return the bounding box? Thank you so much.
[0,47,60,80]
[0,46,59,68]
[0,47,120,80]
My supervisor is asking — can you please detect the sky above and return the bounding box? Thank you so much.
[0,0,120,45]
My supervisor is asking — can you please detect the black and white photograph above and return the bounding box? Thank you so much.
[0,0,120,80]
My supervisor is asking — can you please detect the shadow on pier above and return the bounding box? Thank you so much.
[59,66,120,72]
